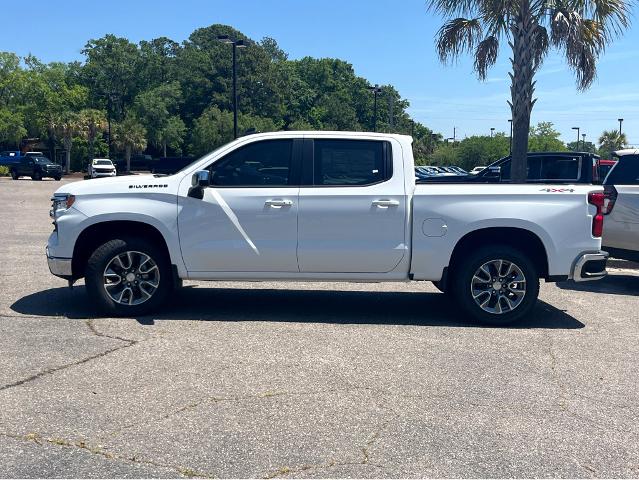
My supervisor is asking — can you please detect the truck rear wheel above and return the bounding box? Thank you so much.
[451,245,539,325]
[85,237,173,317]
[32,171,42,181]
[10,169,18,180]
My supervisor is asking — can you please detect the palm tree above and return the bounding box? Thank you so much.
[429,0,630,182]
[55,112,82,174]
[598,129,627,156]
[112,114,147,173]
[79,109,107,163]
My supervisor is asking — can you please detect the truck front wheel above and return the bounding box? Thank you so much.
[451,245,539,325]
[85,237,173,317]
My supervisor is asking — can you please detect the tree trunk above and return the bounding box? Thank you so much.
[64,136,72,174]
[163,141,167,158]
[126,145,132,173]
[509,0,536,183]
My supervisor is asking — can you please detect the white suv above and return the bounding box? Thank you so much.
[603,149,639,261]
[88,159,116,178]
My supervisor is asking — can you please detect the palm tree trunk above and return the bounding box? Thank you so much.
[64,136,72,174]
[509,0,536,183]
[126,145,132,173]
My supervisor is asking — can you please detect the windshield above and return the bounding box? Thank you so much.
[95,160,113,166]
[34,157,53,164]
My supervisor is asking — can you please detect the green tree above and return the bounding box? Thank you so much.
[598,129,627,156]
[427,143,460,166]
[78,108,107,163]
[113,114,147,172]
[56,112,83,173]
[82,35,141,121]
[0,109,26,146]
[157,115,186,157]
[456,134,510,170]
[567,140,596,153]
[528,122,566,151]
[428,0,630,182]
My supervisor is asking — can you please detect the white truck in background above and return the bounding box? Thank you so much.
[47,131,608,324]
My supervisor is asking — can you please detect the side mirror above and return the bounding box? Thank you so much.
[191,170,210,187]
[188,170,210,199]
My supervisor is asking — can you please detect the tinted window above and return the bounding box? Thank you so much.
[539,156,580,180]
[210,140,293,186]
[313,140,390,186]
[606,155,639,185]
[499,155,581,181]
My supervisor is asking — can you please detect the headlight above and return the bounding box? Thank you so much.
[50,193,75,218]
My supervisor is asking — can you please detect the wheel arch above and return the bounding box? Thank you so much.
[72,220,173,279]
[447,227,550,286]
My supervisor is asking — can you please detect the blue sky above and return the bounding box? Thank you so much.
[8,0,639,145]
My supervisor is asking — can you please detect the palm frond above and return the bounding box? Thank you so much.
[427,0,480,18]
[583,0,630,37]
[436,18,484,63]
[566,20,607,89]
[474,36,500,79]
[532,24,549,71]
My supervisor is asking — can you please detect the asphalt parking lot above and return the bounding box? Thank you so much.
[1,176,638,478]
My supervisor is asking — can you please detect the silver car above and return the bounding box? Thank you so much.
[602,149,639,261]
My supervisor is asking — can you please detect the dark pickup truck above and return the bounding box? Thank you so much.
[10,156,62,181]
[419,152,601,184]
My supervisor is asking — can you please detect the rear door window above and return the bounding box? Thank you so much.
[312,139,391,186]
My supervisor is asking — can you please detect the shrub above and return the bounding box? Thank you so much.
[0,165,9,176]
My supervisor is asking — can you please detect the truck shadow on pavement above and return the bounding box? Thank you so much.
[556,273,639,296]
[11,286,584,329]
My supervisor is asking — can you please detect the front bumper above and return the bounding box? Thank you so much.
[92,171,116,177]
[572,251,609,282]
[46,246,72,278]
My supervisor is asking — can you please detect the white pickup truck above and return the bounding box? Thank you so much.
[47,131,608,324]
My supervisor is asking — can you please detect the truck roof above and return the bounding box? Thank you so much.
[614,148,639,156]
[243,130,414,142]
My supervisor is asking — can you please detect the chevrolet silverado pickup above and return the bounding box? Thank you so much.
[46,132,608,324]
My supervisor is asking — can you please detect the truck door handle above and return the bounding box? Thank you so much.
[372,199,400,208]
[265,199,293,208]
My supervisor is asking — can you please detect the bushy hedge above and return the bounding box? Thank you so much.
[0,166,9,176]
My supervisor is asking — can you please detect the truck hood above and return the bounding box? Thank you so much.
[55,174,181,196]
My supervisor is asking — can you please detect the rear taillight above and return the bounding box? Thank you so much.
[603,185,617,215]
[588,191,605,237]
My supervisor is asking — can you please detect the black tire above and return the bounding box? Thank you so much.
[32,170,42,181]
[85,237,173,317]
[10,169,18,180]
[54,176,61,181]
[450,245,539,326]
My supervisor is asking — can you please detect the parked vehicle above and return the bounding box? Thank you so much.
[11,156,62,180]
[46,132,607,324]
[88,158,117,178]
[602,149,639,261]
[0,151,23,167]
[421,152,601,184]
[598,158,617,180]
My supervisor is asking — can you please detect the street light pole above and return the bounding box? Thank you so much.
[217,35,246,139]
[490,127,495,138]
[572,127,580,149]
[582,133,586,151]
[367,85,382,132]
[618,118,624,136]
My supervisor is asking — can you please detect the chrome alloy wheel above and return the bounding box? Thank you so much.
[103,251,160,306]
[470,259,526,315]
